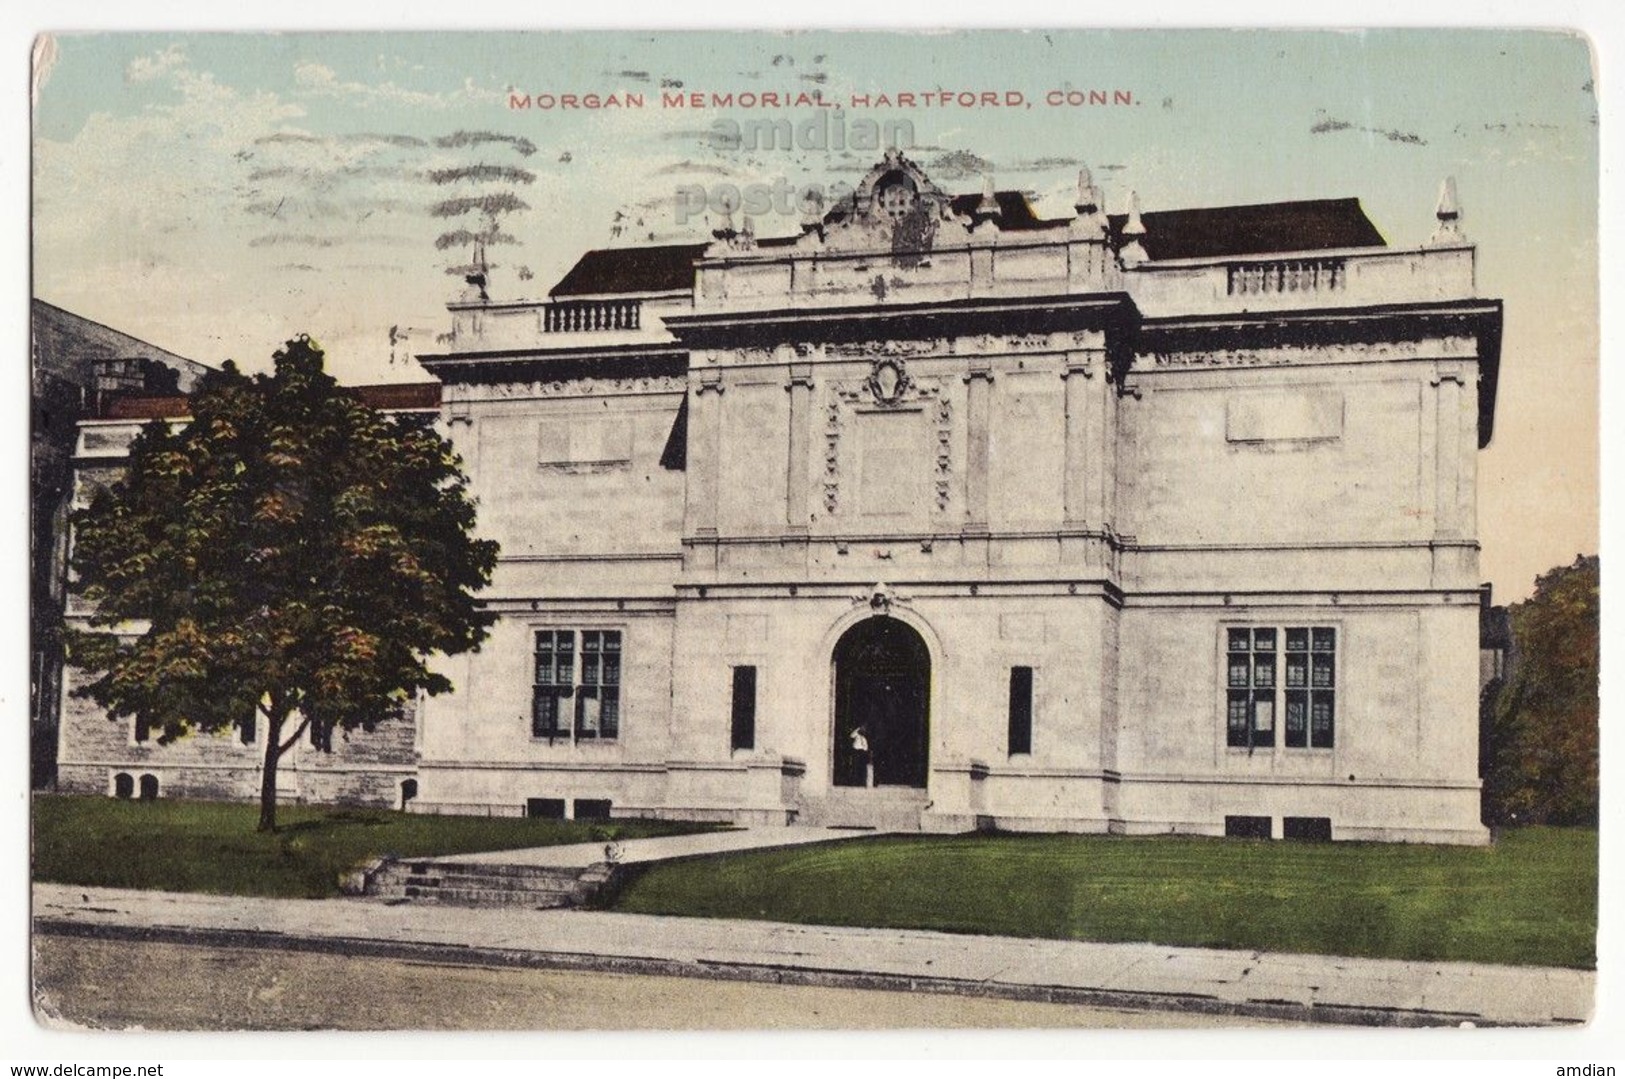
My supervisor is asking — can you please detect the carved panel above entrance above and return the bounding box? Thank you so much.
[823,372,952,516]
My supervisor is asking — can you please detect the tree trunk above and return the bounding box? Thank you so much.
[258,713,283,833]
[257,705,312,834]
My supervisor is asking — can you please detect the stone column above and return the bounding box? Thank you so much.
[688,371,725,569]
[1459,362,1479,538]
[784,362,814,534]
[444,389,477,479]
[1432,363,1465,541]
[1061,352,1099,528]
[962,359,994,533]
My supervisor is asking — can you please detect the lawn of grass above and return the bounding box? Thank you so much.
[32,795,720,899]
[611,827,1597,969]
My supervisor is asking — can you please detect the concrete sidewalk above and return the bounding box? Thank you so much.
[31,882,1593,1028]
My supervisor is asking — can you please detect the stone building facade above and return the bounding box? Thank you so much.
[52,154,1502,843]
[409,154,1502,843]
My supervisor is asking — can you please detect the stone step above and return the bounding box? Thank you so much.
[391,869,582,892]
[800,790,928,831]
[393,860,585,880]
[396,884,576,908]
[361,856,619,909]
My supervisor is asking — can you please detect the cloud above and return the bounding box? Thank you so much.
[293,61,445,109]
[1013,155,1085,171]
[244,195,423,220]
[246,163,423,185]
[929,149,995,180]
[249,234,340,248]
[126,44,187,84]
[652,160,737,177]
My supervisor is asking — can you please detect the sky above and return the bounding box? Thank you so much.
[30,29,1598,599]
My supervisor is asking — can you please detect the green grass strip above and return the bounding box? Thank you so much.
[612,828,1597,969]
[33,795,718,899]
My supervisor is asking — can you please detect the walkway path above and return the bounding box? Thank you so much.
[431,823,875,867]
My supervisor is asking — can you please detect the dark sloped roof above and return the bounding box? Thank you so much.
[95,382,440,420]
[549,243,709,297]
[946,190,1068,231]
[1107,198,1386,261]
[350,382,442,410]
[546,196,1387,295]
[101,394,193,420]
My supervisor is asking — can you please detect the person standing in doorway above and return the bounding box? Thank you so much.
[850,725,871,787]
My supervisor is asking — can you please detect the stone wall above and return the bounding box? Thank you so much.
[56,663,418,809]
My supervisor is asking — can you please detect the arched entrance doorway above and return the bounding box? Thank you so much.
[832,617,930,788]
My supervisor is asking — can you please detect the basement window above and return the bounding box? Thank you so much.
[1283,816,1333,842]
[526,798,566,819]
[1224,815,1271,839]
[573,798,612,820]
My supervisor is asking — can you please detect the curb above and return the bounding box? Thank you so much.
[33,917,1529,1029]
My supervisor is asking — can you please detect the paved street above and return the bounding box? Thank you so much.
[33,934,1272,1031]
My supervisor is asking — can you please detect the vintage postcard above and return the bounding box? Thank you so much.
[25,27,1601,1047]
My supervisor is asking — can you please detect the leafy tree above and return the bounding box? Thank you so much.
[1482,555,1600,827]
[67,337,497,832]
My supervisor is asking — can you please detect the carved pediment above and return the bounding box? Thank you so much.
[818,149,964,255]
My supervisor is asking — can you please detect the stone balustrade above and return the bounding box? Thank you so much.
[544,299,642,333]
[1227,258,1346,296]
[1128,244,1477,317]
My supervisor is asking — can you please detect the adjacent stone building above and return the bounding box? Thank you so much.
[409,153,1502,843]
[51,153,1502,843]
[52,346,439,808]
[31,302,212,788]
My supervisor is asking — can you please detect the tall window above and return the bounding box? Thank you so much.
[1008,666,1033,755]
[1284,627,1337,749]
[730,666,757,751]
[576,630,621,739]
[1227,626,1335,750]
[533,629,622,742]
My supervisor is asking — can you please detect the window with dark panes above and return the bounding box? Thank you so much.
[1226,628,1276,749]
[1309,628,1336,748]
[730,665,757,751]
[1008,666,1033,755]
[1230,625,1335,751]
[575,630,621,739]
[534,629,623,741]
[532,630,575,741]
